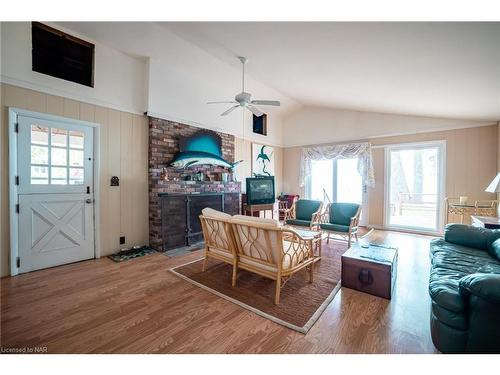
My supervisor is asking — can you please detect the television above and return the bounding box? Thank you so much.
[246,176,275,205]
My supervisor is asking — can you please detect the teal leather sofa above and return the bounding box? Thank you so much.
[429,224,500,353]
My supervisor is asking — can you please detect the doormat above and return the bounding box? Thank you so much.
[108,246,156,262]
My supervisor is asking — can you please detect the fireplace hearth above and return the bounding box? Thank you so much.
[159,192,239,251]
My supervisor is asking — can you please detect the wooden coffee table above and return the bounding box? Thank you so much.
[341,241,398,299]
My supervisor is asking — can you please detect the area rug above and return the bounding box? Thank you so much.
[169,240,346,333]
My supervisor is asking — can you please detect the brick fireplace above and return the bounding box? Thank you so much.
[148,117,241,251]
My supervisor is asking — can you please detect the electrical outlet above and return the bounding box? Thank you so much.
[120,236,125,245]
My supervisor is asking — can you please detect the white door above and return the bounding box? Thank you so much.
[16,114,94,273]
[384,142,445,233]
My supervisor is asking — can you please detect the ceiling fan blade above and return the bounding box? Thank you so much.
[221,105,239,116]
[247,105,264,117]
[207,101,237,104]
[251,100,281,106]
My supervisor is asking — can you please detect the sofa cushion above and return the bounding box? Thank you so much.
[444,224,500,251]
[319,223,350,233]
[285,218,311,227]
[488,238,500,262]
[231,214,280,228]
[329,202,360,226]
[295,199,322,221]
[201,207,231,220]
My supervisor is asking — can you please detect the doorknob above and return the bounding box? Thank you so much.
[85,199,93,204]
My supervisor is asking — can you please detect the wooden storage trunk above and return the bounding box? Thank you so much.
[341,244,398,300]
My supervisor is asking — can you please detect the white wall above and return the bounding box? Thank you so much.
[53,22,302,147]
[283,106,496,147]
[0,22,148,114]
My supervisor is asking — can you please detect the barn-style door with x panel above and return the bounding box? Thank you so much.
[15,113,95,273]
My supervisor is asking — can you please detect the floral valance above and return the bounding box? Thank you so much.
[300,142,375,187]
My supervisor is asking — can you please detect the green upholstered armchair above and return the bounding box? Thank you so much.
[319,202,361,247]
[284,199,323,230]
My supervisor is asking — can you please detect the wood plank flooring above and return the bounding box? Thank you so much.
[0,230,438,353]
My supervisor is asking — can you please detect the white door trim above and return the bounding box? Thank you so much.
[8,107,101,276]
[383,140,446,235]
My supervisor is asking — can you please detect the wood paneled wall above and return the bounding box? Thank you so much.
[0,84,149,276]
[282,125,498,228]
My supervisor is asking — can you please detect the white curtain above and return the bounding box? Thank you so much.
[300,142,375,187]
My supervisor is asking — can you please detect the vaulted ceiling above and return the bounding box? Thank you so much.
[162,22,500,121]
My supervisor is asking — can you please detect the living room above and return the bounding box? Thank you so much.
[1,0,500,372]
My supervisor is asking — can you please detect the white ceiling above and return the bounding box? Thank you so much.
[161,22,500,121]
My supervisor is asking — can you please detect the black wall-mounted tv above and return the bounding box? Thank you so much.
[246,176,275,205]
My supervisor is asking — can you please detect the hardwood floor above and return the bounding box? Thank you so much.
[0,230,438,353]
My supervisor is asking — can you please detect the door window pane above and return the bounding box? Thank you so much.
[310,159,333,202]
[51,167,67,184]
[51,128,67,147]
[69,149,84,167]
[70,131,84,149]
[31,125,48,145]
[31,145,49,164]
[31,166,48,185]
[69,168,84,185]
[388,147,440,231]
[336,158,362,203]
[29,125,87,187]
[51,147,67,166]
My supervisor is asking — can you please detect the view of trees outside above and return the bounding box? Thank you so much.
[388,147,439,230]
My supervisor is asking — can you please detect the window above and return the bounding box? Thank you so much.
[308,157,368,224]
[32,22,94,87]
[30,125,85,185]
[385,142,444,232]
[252,114,267,136]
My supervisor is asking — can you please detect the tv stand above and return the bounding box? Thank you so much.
[243,202,278,219]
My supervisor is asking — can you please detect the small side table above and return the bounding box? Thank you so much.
[471,215,500,229]
[243,202,278,219]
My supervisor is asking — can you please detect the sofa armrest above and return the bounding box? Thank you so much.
[459,273,500,304]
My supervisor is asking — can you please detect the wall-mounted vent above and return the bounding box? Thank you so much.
[32,22,95,87]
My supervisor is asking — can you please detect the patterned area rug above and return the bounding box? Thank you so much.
[170,239,347,333]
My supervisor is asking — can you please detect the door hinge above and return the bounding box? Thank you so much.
[15,123,19,133]
[16,257,20,268]
[15,176,19,185]
[16,204,19,214]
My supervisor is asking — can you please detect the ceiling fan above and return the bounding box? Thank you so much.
[207,56,281,117]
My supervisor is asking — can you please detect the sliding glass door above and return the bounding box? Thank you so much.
[309,157,368,225]
[385,142,445,233]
